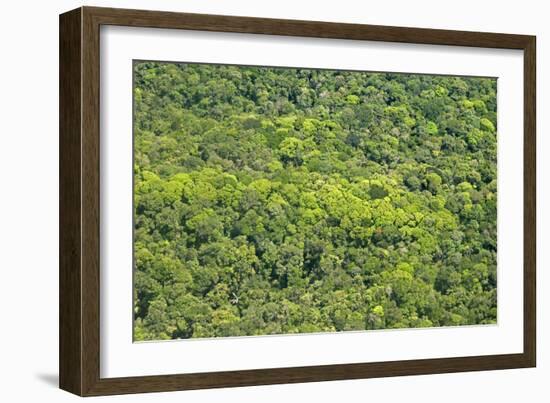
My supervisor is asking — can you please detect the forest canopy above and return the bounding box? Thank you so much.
[133,61,497,341]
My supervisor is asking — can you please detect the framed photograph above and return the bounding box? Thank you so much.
[59,6,536,396]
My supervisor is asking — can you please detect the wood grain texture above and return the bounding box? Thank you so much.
[523,37,536,367]
[81,6,102,396]
[59,6,537,396]
[85,6,532,49]
[59,7,83,396]
[85,354,531,396]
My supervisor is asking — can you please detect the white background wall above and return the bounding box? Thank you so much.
[0,0,546,401]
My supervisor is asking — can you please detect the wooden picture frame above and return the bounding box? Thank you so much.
[59,6,536,396]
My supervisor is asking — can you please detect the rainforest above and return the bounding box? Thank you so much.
[133,61,497,341]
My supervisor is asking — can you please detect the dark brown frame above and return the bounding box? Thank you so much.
[60,6,536,396]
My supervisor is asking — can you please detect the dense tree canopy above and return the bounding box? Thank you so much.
[133,61,497,341]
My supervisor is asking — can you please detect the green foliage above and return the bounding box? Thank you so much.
[133,62,498,340]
